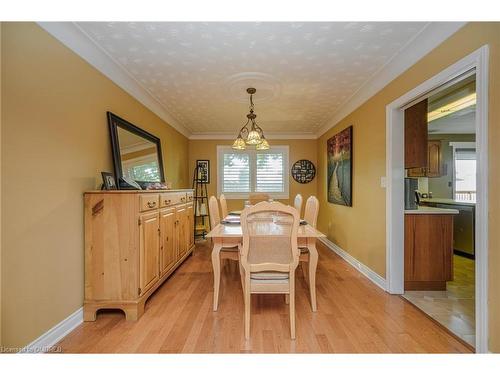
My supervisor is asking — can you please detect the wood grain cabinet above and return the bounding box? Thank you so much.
[407,140,442,177]
[139,211,160,296]
[84,189,195,322]
[404,213,454,291]
[426,140,442,177]
[405,99,428,169]
[159,208,176,277]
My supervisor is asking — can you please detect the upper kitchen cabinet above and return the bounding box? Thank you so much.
[407,140,442,177]
[405,99,428,169]
[426,140,442,177]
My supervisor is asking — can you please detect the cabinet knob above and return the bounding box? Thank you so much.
[147,201,156,208]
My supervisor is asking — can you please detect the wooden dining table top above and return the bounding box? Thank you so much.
[206,218,325,239]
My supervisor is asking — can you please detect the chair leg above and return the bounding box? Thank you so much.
[289,273,296,340]
[239,263,245,299]
[244,278,251,340]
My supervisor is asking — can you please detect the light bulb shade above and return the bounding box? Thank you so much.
[246,130,262,145]
[256,138,270,150]
[232,137,246,150]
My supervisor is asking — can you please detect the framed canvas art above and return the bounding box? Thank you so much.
[196,160,210,183]
[327,126,353,206]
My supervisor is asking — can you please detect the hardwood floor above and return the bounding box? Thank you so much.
[56,241,472,353]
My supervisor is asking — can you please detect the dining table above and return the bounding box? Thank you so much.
[206,213,325,312]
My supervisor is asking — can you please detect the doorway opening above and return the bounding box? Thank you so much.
[402,74,476,348]
[385,46,488,353]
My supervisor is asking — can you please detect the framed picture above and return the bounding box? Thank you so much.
[101,171,117,190]
[327,126,353,206]
[196,160,210,183]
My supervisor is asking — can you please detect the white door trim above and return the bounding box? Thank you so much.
[385,45,489,353]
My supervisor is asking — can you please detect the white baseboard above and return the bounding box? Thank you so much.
[318,237,387,291]
[20,307,83,353]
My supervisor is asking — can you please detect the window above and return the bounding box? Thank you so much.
[450,142,476,202]
[217,145,289,199]
[122,154,161,182]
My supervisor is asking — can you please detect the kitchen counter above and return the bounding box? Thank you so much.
[420,198,476,207]
[405,206,459,215]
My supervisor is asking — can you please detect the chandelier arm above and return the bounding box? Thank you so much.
[238,119,250,136]
[253,121,264,135]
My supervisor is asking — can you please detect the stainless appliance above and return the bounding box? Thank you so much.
[436,203,475,257]
[404,178,418,210]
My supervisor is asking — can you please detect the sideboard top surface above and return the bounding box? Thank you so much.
[84,189,194,195]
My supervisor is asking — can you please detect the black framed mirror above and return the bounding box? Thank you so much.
[107,112,165,188]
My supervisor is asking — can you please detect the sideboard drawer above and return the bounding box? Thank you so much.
[140,194,160,212]
[160,192,185,207]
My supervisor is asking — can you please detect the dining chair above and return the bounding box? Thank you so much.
[293,194,303,216]
[219,194,228,218]
[299,195,320,311]
[239,201,300,339]
[303,195,319,228]
[209,196,239,311]
[248,193,270,205]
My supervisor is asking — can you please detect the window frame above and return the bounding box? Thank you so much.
[450,141,476,200]
[217,145,289,199]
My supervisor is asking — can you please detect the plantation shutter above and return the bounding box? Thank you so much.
[256,152,284,193]
[222,153,250,193]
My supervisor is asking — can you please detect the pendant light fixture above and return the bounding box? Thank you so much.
[232,88,270,150]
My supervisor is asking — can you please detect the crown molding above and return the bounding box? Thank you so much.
[189,132,318,140]
[37,22,192,138]
[316,22,467,138]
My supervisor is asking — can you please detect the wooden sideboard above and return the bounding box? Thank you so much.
[83,189,194,321]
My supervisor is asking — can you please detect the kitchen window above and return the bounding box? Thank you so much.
[217,145,289,199]
[451,142,476,202]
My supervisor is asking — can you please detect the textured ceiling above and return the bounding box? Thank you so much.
[77,22,429,135]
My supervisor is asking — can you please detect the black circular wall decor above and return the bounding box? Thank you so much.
[291,159,316,184]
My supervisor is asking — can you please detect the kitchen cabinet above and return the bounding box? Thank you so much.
[83,189,195,322]
[427,140,442,177]
[405,99,428,169]
[407,140,442,177]
[422,200,475,257]
[404,213,454,290]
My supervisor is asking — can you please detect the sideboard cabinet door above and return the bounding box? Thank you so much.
[139,211,160,295]
[176,205,187,258]
[159,208,176,277]
[186,203,194,250]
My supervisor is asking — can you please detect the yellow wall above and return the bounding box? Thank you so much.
[1,23,189,348]
[316,22,500,351]
[188,139,318,216]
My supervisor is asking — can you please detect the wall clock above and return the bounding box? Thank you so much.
[291,159,316,184]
